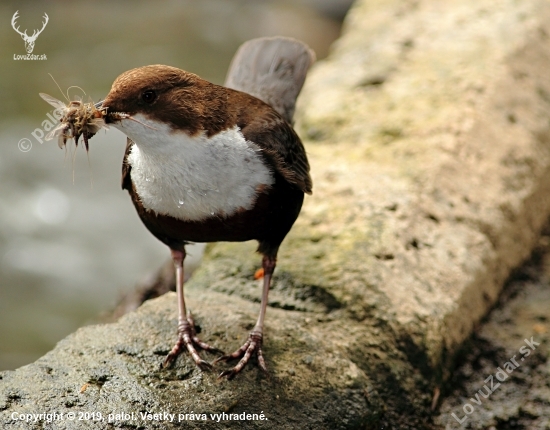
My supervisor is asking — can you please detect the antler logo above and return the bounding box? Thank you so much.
[11,11,49,54]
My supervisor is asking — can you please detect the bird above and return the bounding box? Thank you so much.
[100,36,314,379]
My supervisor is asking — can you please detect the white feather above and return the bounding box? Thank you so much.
[113,114,273,221]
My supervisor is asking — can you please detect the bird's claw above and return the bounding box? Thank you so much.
[162,313,221,370]
[214,330,266,379]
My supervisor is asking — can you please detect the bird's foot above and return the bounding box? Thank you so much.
[214,330,266,379]
[163,313,222,371]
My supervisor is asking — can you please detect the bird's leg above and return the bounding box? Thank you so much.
[163,248,220,370]
[215,254,276,379]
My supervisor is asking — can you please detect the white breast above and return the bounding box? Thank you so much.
[113,114,274,221]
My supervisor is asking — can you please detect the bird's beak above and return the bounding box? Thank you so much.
[96,99,117,124]
[95,99,114,124]
[98,96,134,124]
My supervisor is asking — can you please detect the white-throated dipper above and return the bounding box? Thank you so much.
[101,37,314,378]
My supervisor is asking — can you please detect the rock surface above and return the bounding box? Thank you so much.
[435,227,550,428]
[2,0,550,428]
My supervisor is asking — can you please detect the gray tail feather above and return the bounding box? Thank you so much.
[224,36,316,124]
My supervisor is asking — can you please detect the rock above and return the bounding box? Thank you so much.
[0,291,377,429]
[435,229,550,428]
[3,0,550,428]
[295,0,550,400]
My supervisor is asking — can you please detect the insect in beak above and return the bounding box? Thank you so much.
[39,93,109,151]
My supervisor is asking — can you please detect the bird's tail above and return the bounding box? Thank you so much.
[224,36,315,124]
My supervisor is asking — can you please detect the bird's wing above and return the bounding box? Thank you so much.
[241,110,312,195]
[121,137,134,191]
[225,36,315,124]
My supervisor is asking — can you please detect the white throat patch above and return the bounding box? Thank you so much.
[113,114,274,221]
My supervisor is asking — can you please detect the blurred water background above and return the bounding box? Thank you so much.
[0,0,348,370]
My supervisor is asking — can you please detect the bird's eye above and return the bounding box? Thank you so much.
[141,90,157,104]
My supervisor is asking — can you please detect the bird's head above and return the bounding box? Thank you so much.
[102,65,227,140]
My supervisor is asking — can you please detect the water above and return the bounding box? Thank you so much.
[0,0,342,370]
